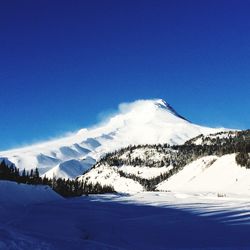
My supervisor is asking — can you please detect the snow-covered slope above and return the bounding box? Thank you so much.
[78,129,250,195]
[43,158,94,179]
[0,180,62,205]
[77,145,176,192]
[0,99,226,179]
[80,152,250,195]
[185,130,238,145]
[157,154,250,196]
[80,164,144,193]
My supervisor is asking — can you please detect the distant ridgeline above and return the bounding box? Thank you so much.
[0,161,115,197]
[185,130,250,168]
[81,130,250,191]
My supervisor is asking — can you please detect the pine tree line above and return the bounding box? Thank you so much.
[0,161,41,184]
[0,161,115,197]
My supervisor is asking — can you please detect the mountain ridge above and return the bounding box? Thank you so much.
[0,99,227,179]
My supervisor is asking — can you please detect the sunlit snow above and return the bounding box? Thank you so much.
[0,99,226,179]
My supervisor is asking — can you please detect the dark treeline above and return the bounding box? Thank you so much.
[0,161,115,197]
[90,130,250,191]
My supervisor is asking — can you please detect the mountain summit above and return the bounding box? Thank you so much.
[0,99,226,179]
[152,99,188,121]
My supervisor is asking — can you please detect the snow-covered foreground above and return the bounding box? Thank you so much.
[1,186,250,250]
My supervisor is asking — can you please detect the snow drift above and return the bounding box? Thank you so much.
[0,180,62,205]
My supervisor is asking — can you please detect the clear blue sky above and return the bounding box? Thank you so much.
[0,0,250,150]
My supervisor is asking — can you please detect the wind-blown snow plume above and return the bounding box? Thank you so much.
[0,99,227,179]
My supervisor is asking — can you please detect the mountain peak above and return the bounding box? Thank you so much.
[153,99,188,121]
[117,99,188,122]
[153,98,168,107]
[105,99,187,129]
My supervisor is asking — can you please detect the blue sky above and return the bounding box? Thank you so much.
[0,0,250,150]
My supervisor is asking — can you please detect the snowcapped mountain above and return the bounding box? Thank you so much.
[0,99,226,179]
